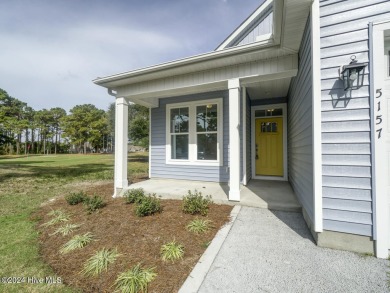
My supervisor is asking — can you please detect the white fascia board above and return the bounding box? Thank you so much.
[93,40,276,88]
[216,0,274,51]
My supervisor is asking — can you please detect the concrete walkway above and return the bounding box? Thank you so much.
[194,207,389,293]
[129,179,388,292]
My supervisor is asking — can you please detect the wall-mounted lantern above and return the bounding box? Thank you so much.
[339,55,367,91]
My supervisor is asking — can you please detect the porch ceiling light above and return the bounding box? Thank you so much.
[340,55,367,91]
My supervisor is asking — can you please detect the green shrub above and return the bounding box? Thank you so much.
[182,190,213,216]
[134,195,161,217]
[81,248,121,277]
[124,188,146,204]
[65,191,88,205]
[114,263,156,293]
[60,232,94,254]
[160,240,184,262]
[84,195,106,214]
[186,218,212,234]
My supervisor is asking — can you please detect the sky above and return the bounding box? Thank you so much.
[0,0,263,112]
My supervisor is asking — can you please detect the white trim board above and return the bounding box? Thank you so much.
[311,0,323,233]
[242,87,248,185]
[251,103,288,181]
[370,20,390,258]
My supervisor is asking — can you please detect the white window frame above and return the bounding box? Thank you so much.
[166,98,223,166]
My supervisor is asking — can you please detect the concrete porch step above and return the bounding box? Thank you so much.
[126,178,301,213]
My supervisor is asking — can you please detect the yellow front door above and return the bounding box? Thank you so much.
[255,117,283,176]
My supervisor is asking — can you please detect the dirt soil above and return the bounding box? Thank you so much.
[35,182,233,293]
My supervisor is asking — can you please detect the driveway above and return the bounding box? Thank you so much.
[185,207,389,292]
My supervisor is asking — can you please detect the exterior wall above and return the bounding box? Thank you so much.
[287,17,314,225]
[150,91,229,182]
[319,0,390,237]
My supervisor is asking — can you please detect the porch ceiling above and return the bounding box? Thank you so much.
[246,77,292,100]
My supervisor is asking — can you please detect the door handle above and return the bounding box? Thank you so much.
[256,144,259,160]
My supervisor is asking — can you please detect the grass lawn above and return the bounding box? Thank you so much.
[0,153,148,293]
[0,153,232,292]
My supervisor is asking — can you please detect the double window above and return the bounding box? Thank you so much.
[166,99,222,166]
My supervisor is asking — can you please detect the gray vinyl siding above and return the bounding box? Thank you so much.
[150,91,229,182]
[319,0,390,237]
[287,17,314,224]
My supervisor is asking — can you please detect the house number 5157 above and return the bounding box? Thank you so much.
[376,88,383,139]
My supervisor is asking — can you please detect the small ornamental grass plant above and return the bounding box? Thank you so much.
[182,190,213,216]
[134,194,161,217]
[50,223,80,236]
[124,188,146,204]
[160,240,184,262]
[42,209,70,227]
[65,191,88,205]
[60,232,94,254]
[47,209,67,217]
[81,248,121,277]
[84,195,106,214]
[114,263,157,293]
[186,218,212,234]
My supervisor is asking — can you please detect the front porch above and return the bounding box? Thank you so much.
[127,178,301,212]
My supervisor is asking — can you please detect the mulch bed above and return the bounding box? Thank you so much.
[34,182,232,293]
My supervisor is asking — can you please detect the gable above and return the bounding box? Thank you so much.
[236,10,273,47]
[216,0,277,50]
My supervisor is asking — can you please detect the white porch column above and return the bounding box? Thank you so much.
[113,97,129,197]
[228,79,241,201]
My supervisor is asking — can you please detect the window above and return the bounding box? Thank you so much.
[255,108,283,117]
[170,107,189,159]
[166,99,223,166]
[261,122,278,133]
[196,104,218,160]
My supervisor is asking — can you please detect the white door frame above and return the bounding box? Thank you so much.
[251,103,288,181]
[370,20,390,258]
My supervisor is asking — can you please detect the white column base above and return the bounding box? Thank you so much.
[229,189,241,201]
